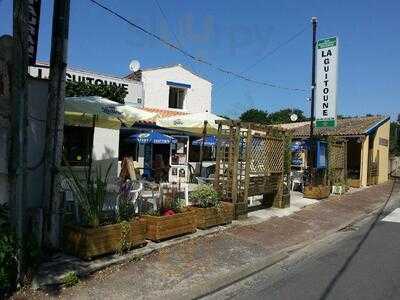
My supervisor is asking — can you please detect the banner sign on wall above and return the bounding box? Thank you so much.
[29,63,144,107]
[26,0,42,65]
[315,36,338,128]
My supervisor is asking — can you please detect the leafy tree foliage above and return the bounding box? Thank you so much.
[239,109,269,124]
[66,81,127,104]
[239,108,308,125]
[267,108,308,124]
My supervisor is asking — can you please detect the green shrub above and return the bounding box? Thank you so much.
[171,197,185,213]
[0,232,17,290]
[63,163,113,227]
[66,81,127,104]
[117,180,138,222]
[190,185,221,208]
[63,271,79,287]
[0,203,17,291]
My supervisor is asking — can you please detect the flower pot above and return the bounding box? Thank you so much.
[332,185,345,195]
[64,219,147,260]
[142,210,197,242]
[303,185,331,200]
[191,202,234,229]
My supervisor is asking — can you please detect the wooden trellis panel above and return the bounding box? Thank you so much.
[213,120,288,218]
[328,139,347,183]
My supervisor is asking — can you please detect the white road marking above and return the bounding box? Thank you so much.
[382,208,400,223]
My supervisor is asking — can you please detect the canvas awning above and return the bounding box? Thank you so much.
[64,96,157,129]
[156,112,225,134]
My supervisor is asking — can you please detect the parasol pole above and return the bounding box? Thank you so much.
[87,114,96,184]
[198,120,208,177]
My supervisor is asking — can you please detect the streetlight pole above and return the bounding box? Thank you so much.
[309,17,318,183]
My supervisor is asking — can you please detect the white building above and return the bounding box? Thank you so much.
[27,62,213,181]
[126,64,212,114]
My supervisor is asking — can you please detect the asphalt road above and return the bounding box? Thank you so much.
[205,182,400,300]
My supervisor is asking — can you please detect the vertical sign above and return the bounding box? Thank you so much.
[315,36,338,128]
[26,0,42,65]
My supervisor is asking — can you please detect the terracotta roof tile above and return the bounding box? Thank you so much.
[141,107,189,118]
[285,116,389,138]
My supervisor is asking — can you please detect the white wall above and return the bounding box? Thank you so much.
[141,65,212,113]
[92,127,120,178]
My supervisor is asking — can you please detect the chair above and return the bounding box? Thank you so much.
[60,177,81,224]
[290,170,304,192]
[115,180,144,214]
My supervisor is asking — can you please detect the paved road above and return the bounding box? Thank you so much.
[205,181,400,300]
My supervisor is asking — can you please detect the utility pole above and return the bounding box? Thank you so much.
[198,120,208,176]
[42,0,70,249]
[10,0,29,284]
[309,17,318,181]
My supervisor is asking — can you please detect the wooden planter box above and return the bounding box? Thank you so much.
[191,202,234,229]
[142,210,197,242]
[348,179,361,188]
[303,185,331,200]
[64,219,147,260]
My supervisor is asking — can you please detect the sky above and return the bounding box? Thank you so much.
[1,0,399,120]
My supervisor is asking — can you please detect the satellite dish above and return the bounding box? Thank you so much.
[129,60,141,72]
[290,113,298,122]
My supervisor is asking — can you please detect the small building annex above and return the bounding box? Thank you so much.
[279,115,390,188]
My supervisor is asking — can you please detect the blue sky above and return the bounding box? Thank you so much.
[1,0,399,119]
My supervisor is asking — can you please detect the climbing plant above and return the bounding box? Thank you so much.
[66,81,128,104]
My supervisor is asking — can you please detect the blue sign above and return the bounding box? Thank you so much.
[316,141,327,169]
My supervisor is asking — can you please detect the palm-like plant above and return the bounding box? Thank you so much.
[63,163,113,227]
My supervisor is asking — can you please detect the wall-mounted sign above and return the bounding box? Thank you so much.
[315,36,338,128]
[26,0,42,66]
[29,64,144,107]
[316,141,327,169]
[379,138,389,147]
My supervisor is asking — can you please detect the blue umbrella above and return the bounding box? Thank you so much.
[128,130,176,144]
[291,141,306,152]
[192,135,218,147]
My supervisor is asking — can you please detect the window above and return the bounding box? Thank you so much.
[168,86,185,109]
[118,130,138,161]
[62,126,94,166]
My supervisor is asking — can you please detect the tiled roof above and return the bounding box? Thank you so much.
[275,121,309,130]
[281,116,389,138]
[141,107,189,119]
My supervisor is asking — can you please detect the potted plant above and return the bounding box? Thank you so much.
[141,183,197,242]
[329,168,347,195]
[189,184,234,229]
[63,165,146,260]
[331,180,347,195]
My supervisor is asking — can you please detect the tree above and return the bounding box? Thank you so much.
[65,81,127,104]
[239,109,269,124]
[267,108,308,124]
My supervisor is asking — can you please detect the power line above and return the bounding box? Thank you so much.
[87,0,308,93]
[214,26,308,93]
[152,0,197,73]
